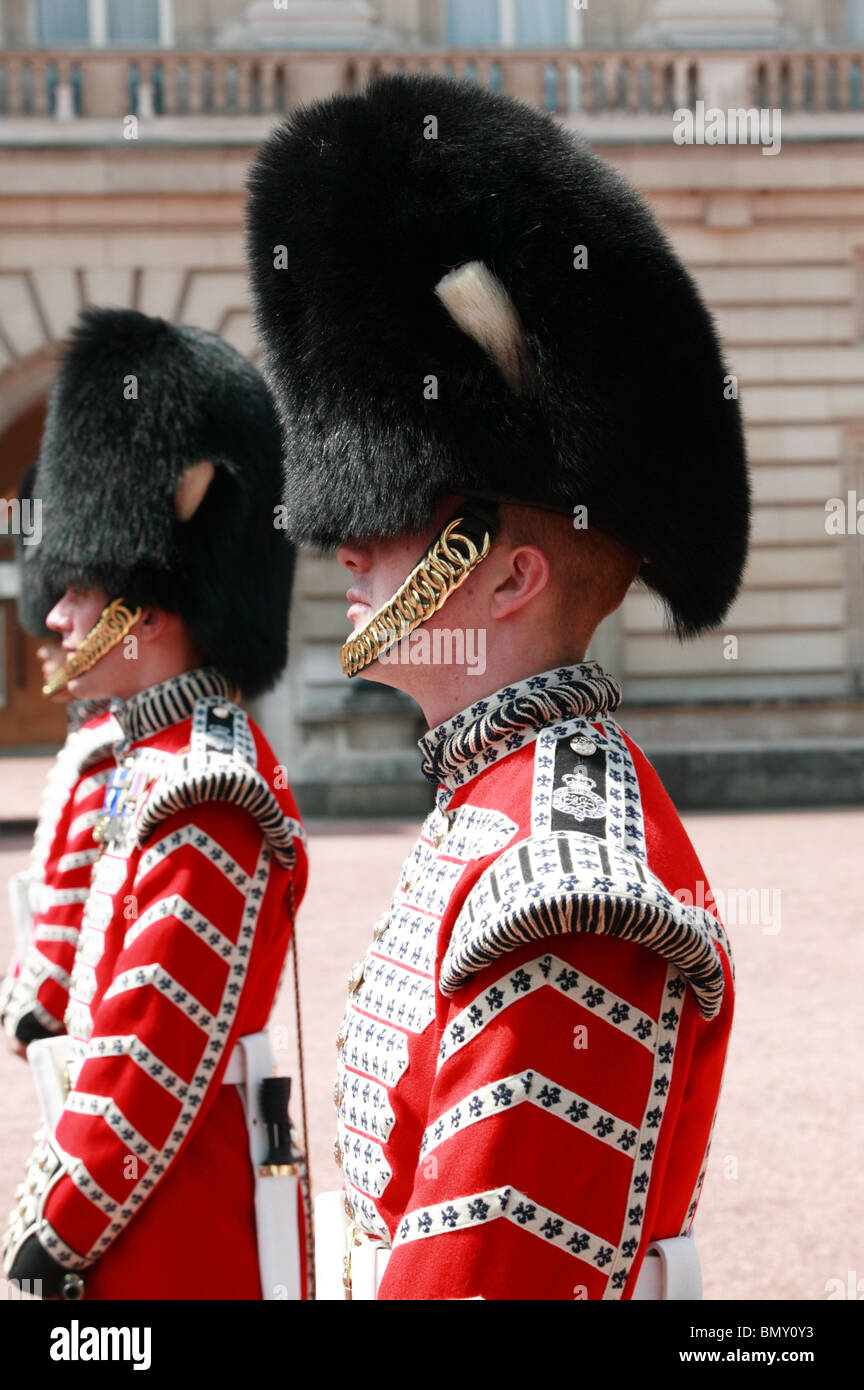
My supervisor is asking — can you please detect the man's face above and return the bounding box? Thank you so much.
[45,585,137,701]
[338,493,462,632]
[336,492,493,695]
[35,637,71,704]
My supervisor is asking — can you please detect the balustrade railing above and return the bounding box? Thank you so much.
[0,47,861,121]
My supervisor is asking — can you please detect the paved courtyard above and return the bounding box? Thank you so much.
[0,808,861,1301]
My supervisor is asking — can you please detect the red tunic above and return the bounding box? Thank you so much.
[3,669,307,1300]
[333,663,733,1300]
[1,708,117,1041]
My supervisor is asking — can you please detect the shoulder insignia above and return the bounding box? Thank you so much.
[191,697,257,762]
[440,831,729,1020]
[134,697,304,868]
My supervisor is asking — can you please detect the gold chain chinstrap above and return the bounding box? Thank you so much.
[43,597,143,697]
[339,512,495,678]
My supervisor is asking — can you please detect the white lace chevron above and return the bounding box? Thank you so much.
[420,1069,638,1161]
[67,809,103,842]
[438,951,658,1069]
[34,925,80,946]
[67,1157,124,1220]
[83,839,271,1260]
[137,822,252,889]
[57,848,101,874]
[101,964,212,1030]
[64,1091,160,1169]
[603,963,685,1299]
[74,768,114,801]
[80,1034,191,1103]
[39,1221,89,1270]
[122,893,236,959]
[393,1185,614,1274]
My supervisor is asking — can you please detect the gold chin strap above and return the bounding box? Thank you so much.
[339,510,497,679]
[42,598,143,698]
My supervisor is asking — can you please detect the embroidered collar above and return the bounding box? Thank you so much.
[418,662,622,795]
[112,667,237,747]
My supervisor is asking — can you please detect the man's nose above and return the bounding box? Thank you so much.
[336,543,371,573]
[45,596,71,634]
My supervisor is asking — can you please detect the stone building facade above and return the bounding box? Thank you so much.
[1,0,863,811]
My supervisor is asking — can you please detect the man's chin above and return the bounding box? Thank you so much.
[65,671,109,701]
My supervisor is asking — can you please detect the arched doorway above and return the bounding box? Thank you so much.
[0,396,67,750]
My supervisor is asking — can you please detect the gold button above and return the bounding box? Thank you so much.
[333,1138,343,1168]
[333,1078,344,1108]
[348,960,366,994]
[372,914,391,941]
[336,1020,349,1052]
[342,1192,354,1220]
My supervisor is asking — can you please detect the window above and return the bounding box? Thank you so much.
[447,0,500,46]
[447,1,579,48]
[107,0,159,44]
[35,0,89,43]
[514,0,567,44]
[34,0,170,47]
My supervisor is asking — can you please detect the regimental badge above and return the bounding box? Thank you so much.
[191,697,255,764]
[551,766,608,822]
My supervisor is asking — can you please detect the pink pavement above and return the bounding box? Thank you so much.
[1,810,861,1301]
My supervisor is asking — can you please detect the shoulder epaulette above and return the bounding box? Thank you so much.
[135,697,304,869]
[440,831,729,1020]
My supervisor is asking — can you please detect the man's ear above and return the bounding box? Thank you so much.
[135,607,169,644]
[488,545,551,620]
[174,460,215,521]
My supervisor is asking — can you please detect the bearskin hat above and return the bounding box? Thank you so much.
[246,73,749,635]
[15,461,58,640]
[35,307,293,696]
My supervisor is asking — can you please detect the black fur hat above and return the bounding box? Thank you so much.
[246,73,749,635]
[36,307,293,696]
[15,461,58,640]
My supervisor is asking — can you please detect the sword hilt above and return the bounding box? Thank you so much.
[259,1075,302,1168]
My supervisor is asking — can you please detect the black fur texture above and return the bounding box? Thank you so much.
[246,73,750,635]
[36,307,293,697]
[15,461,58,639]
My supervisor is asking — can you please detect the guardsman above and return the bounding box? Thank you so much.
[1,462,116,1054]
[247,75,749,1300]
[3,308,308,1300]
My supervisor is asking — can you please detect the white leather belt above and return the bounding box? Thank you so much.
[221,1048,244,1085]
